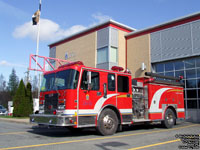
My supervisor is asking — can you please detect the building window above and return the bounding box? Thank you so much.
[186,79,197,88]
[155,64,164,73]
[186,69,196,79]
[165,62,174,71]
[185,59,195,69]
[187,100,197,109]
[110,46,118,63]
[117,76,129,93]
[174,61,184,70]
[153,56,200,110]
[186,89,197,99]
[97,47,108,64]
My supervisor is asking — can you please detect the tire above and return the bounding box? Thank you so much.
[96,108,118,136]
[162,108,176,128]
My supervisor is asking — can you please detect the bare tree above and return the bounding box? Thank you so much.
[0,74,6,91]
[0,74,11,108]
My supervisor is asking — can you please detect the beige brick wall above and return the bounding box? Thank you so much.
[118,30,127,69]
[55,32,97,68]
[127,34,151,78]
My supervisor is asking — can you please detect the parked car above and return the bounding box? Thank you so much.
[0,105,8,116]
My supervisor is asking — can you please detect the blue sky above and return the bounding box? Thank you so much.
[0,0,200,83]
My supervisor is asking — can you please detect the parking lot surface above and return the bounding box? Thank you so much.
[0,120,199,150]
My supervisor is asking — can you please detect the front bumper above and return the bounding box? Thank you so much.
[30,114,76,126]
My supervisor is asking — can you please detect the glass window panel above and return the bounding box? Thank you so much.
[97,47,108,64]
[187,100,197,109]
[165,72,174,77]
[155,64,164,73]
[185,59,195,69]
[186,89,197,98]
[197,68,200,78]
[108,74,115,91]
[110,47,118,63]
[197,79,200,88]
[81,71,99,91]
[186,79,197,88]
[186,69,196,79]
[165,62,174,71]
[199,99,200,109]
[175,71,184,78]
[91,72,100,91]
[174,61,184,70]
[196,58,200,67]
[198,89,200,98]
[117,76,129,92]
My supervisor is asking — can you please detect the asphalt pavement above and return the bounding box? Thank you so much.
[0,117,29,124]
[0,119,199,150]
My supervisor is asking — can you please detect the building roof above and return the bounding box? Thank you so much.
[49,19,136,48]
[126,12,200,39]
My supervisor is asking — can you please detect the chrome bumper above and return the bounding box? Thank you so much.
[30,114,76,126]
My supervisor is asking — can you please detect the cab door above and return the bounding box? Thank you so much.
[78,69,103,126]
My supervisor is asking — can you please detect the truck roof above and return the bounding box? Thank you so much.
[43,62,131,76]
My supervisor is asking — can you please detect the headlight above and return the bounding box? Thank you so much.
[39,100,45,110]
[58,99,66,110]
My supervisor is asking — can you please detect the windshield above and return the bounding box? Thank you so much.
[41,69,79,92]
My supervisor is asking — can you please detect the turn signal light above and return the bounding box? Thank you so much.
[53,110,57,115]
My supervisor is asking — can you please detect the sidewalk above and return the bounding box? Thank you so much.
[0,117,30,124]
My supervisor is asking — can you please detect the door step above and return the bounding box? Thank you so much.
[132,118,150,123]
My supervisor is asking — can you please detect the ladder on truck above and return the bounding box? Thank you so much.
[29,54,71,72]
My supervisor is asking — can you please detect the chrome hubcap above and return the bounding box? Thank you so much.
[103,115,114,129]
[166,114,174,125]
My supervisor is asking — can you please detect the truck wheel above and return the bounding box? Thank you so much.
[162,108,176,128]
[97,108,118,136]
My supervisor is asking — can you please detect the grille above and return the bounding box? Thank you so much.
[44,93,58,114]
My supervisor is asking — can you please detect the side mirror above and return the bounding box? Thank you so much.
[87,71,92,90]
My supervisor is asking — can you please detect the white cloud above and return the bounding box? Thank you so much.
[13,19,87,41]
[0,60,26,68]
[13,13,112,42]
[92,13,111,23]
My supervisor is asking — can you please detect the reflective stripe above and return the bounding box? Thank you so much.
[149,88,171,113]
[63,93,118,115]
[119,109,132,114]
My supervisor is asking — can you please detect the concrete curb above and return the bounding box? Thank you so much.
[0,117,30,125]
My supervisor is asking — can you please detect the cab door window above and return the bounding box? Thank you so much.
[81,70,99,90]
[117,75,129,92]
[108,74,115,91]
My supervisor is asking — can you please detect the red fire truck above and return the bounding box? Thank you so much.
[30,57,185,135]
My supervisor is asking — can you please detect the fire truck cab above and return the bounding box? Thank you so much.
[30,61,185,135]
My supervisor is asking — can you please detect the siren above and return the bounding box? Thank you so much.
[111,66,124,72]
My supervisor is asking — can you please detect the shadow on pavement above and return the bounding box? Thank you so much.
[28,122,166,137]
[28,126,97,137]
